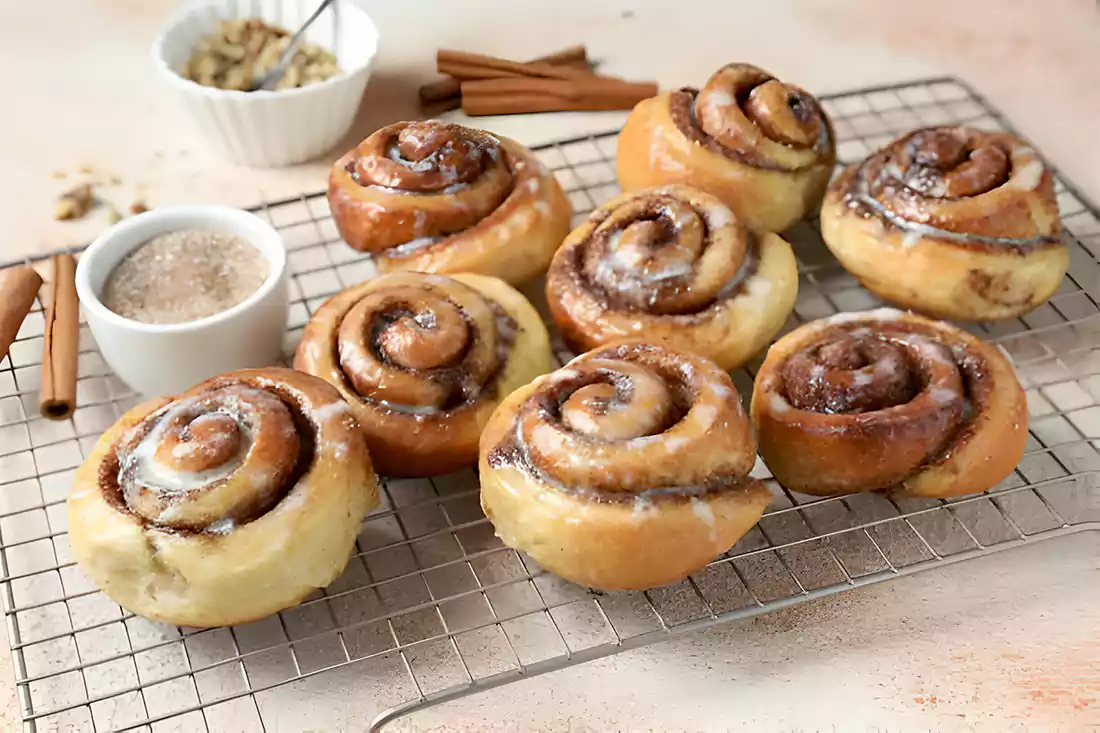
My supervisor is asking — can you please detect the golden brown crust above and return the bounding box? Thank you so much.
[819,126,1067,321]
[328,121,572,285]
[68,368,378,628]
[295,272,554,477]
[479,342,771,591]
[546,185,797,370]
[616,63,835,233]
[750,309,1027,498]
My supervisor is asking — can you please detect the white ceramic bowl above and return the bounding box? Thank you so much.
[152,0,379,167]
[76,206,289,397]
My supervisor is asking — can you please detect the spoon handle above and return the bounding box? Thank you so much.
[258,0,339,91]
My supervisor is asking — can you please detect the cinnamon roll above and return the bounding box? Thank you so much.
[68,368,378,628]
[546,185,797,370]
[479,342,772,591]
[294,272,553,477]
[820,126,1067,321]
[617,63,835,233]
[751,308,1027,498]
[328,121,572,285]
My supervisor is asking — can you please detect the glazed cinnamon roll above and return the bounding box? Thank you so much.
[68,368,378,628]
[617,63,835,233]
[751,309,1027,498]
[294,272,553,477]
[328,121,572,285]
[480,342,772,591]
[546,185,797,370]
[820,126,1067,321]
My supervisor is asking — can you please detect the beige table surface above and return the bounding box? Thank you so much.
[1,0,1098,730]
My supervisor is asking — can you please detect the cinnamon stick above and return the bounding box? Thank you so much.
[0,265,43,360]
[419,45,591,112]
[437,49,592,82]
[40,254,79,420]
[461,76,658,116]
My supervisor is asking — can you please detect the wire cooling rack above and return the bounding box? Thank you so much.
[1,76,1098,732]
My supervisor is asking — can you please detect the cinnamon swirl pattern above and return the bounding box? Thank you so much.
[617,63,835,233]
[546,185,797,370]
[328,121,572,285]
[295,272,553,477]
[820,126,1067,321]
[68,368,378,628]
[751,309,1027,498]
[479,342,772,591]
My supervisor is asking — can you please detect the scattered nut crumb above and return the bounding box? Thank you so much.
[129,200,149,215]
[78,164,93,174]
[180,18,341,91]
[109,175,122,185]
[106,205,123,225]
[51,170,67,180]
[55,184,95,221]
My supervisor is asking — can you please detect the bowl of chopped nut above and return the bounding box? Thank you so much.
[153,0,378,167]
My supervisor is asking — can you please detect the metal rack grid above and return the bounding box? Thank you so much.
[1,76,1098,732]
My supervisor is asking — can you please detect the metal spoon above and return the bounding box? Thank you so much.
[250,0,338,91]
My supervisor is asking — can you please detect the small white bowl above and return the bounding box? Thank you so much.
[76,206,289,397]
[152,0,379,167]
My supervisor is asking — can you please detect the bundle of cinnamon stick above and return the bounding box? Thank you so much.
[419,47,658,117]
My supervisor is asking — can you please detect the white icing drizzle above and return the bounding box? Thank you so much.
[561,407,602,435]
[650,124,668,165]
[326,440,349,461]
[206,518,235,535]
[1006,158,1044,191]
[633,494,656,519]
[648,259,695,282]
[703,89,735,108]
[900,229,923,248]
[304,339,322,364]
[701,201,735,229]
[691,497,718,542]
[769,393,791,413]
[312,401,352,425]
[551,368,580,384]
[874,353,901,376]
[123,400,250,495]
[662,436,689,453]
[852,371,874,387]
[929,387,960,404]
[906,334,953,366]
[391,236,444,254]
[818,307,907,327]
[413,210,428,236]
[744,277,772,301]
[691,404,718,428]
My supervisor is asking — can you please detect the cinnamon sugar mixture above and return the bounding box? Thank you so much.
[101,230,268,324]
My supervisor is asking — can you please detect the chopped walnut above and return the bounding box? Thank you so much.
[55,184,95,221]
[129,200,149,215]
[180,18,341,91]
